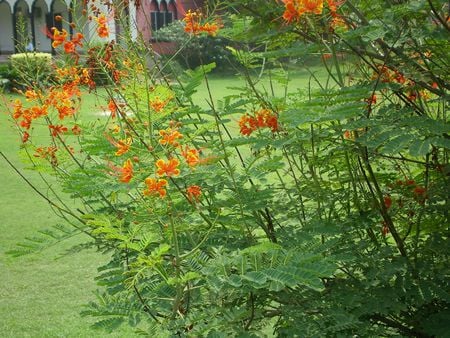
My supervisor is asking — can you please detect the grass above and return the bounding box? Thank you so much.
[0,66,329,336]
[0,89,135,337]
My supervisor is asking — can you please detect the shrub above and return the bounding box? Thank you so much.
[10,52,53,89]
[153,21,235,72]
[0,63,14,91]
[2,1,449,337]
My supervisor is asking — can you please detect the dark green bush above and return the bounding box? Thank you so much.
[10,52,53,89]
[153,21,235,72]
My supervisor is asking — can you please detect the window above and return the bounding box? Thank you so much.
[150,11,174,31]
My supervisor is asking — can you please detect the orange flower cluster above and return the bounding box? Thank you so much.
[95,14,109,38]
[114,138,132,156]
[187,185,202,202]
[49,124,68,137]
[156,158,180,177]
[239,109,279,136]
[159,128,183,147]
[394,179,428,204]
[143,178,168,198]
[181,146,200,167]
[372,65,406,84]
[108,99,118,118]
[120,159,133,183]
[72,125,82,135]
[34,146,58,165]
[281,0,342,22]
[51,28,83,54]
[183,10,221,36]
[149,96,171,113]
[44,86,78,120]
[13,99,48,130]
[25,89,40,101]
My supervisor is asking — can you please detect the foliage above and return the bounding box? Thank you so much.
[83,42,124,86]
[2,0,449,337]
[153,20,235,71]
[10,52,53,89]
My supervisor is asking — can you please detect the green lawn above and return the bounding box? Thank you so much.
[0,67,327,336]
[0,89,135,337]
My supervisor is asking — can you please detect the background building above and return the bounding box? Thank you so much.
[0,0,204,55]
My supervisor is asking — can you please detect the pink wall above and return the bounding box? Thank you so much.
[136,0,205,53]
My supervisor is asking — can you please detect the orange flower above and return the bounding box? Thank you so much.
[108,99,117,118]
[95,14,109,38]
[239,114,256,136]
[51,28,68,48]
[120,159,133,183]
[72,124,81,135]
[282,1,299,22]
[57,105,75,120]
[200,22,220,36]
[12,99,23,119]
[143,177,168,198]
[187,185,201,202]
[302,0,324,14]
[184,10,202,34]
[64,41,75,54]
[33,146,58,165]
[239,109,279,136]
[282,0,340,22]
[49,124,68,137]
[31,105,48,119]
[22,131,30,143]
[181,146,200,167]
[115,138,132,156]
[63,33,83,54]
[25,89,39,101]
[183,10,221,36]
[343,130,354,140]
[156,158,180,177]
[149,96,169,113]
[71,32,83,47]
[159,128,183,147]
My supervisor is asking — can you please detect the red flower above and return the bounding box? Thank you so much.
[383,195,392,209]
[413,186,427,203]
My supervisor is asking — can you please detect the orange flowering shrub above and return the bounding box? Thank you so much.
[2,1,448,337]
